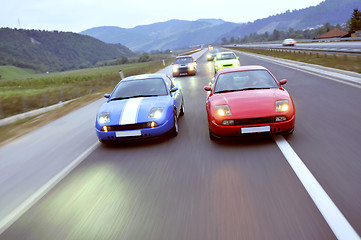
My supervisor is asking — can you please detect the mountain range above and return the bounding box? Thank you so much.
[80,0,360,51]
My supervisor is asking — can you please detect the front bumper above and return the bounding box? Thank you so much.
[96,118,173,141]
[208,115,295,137]
[173,67,196,76]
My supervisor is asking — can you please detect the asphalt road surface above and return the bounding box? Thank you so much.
[1,49,361,240]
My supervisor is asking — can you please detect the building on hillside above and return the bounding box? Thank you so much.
[314,28,350,39]
[350,30,361,37]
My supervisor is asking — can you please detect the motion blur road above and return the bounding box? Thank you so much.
[1,49,361,239]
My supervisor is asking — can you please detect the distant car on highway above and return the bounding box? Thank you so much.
[282,38,297,46]
[207,49,219,61]
[204,66,295,140]
[172,56,197,77]
[95,73,184,144]
[214,52,240,73]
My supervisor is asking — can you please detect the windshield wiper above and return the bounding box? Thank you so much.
[239,87,271,91]
[215,88,271,94]
[110,94,159,101]
[214,89,241,94]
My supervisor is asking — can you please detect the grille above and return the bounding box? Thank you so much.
[223,64,233,67]
[234,117,276,125]
[104,123,151,131]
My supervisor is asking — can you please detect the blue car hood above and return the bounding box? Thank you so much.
[98,96,173,125]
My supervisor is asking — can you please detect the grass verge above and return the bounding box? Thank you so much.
[231,47,361,74]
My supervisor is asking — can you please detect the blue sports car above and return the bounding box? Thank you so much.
[95,73,184,143]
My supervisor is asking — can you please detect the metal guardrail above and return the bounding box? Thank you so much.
[228,45,361,57]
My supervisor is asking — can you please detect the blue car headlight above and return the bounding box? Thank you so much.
[148,107,164,118]
[98,112,110,124]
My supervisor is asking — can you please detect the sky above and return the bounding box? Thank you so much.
[1,0,325,33]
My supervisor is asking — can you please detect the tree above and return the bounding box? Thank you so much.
[350,8,361,32]
[138,52,151,62]
[221,37,228,45]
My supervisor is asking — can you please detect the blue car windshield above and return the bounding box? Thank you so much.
[214,70,279,93]
[110,78,168,100]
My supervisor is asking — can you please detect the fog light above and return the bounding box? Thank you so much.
[275,116,287,122]
[147,121,158,128]
[222,120,235,125]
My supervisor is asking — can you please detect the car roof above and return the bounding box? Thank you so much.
[121,73,168,82]
[217,65,268,74]
[217,51,235,54]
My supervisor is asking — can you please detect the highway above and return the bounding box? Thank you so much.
[0,48,361,239]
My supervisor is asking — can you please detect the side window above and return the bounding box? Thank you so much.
[170,79,176,89]
[164,77,172,91]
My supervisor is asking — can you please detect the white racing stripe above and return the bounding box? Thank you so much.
[120,98,143,125]
[274,135,360,240]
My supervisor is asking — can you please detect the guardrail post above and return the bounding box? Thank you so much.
[119,70,124,80]
[0,101,4,119]
[22,96,28,112]
[42,92,47,107]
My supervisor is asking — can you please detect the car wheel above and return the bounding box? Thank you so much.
[209,128,218,141]
[169,112,179,137]
[287,127,294,135]
[179,100,185,116]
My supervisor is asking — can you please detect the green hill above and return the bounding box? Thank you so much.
[0,28,134,72]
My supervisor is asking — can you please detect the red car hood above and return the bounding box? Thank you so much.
[210,88,293,118]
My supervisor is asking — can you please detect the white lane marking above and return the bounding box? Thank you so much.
[0,141,100,235]
[274,135,360,240]
[120,98,143,125]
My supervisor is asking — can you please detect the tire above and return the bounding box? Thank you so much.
[179,100,185,117]
[169,112,179,137]
[209,128,217,141]
[287,127,295,135]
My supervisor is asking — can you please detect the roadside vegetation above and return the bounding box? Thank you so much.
[231,47,361,74]
[0,54,173,119]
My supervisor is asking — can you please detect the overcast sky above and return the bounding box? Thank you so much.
[1,0,325,33]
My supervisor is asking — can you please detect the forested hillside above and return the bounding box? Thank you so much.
[0,28,134,72]
[220,0,360,40]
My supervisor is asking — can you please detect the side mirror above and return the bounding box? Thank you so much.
[204,86,211,91]
[170,87,178,92]
[237,57,239,59]
[279,79,287,85]
[194,60,197,63]
[104,94,110,98]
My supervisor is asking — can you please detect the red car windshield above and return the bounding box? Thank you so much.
[214,70,279,93]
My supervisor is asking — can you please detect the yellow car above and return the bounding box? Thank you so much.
[214,52,240,73]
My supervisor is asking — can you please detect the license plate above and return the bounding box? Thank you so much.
[241,126,270,134]
[116,130,141,137]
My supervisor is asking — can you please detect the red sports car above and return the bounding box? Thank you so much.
[204,66,295,140]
